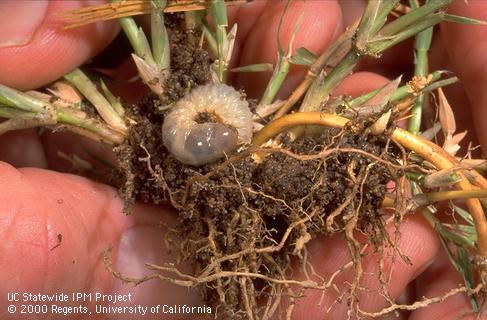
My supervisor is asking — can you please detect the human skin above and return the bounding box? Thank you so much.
[0,1,486,319]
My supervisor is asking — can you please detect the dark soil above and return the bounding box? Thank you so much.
[134,13,211,122]
[115,111,401,318]
[112,12,404,319]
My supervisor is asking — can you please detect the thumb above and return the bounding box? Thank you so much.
[0,162,201,320]
[0,0,119,90]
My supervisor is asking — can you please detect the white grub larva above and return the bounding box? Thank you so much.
[162,84,252,166]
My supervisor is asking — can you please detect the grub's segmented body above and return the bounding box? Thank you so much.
[162,84,252,166]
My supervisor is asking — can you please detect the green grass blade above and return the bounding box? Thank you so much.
[151,0,170,70]
[289,47,317,66]
[369,13,445,55]
[0,84,48,113]
[100,79,124,116]
[0,106,36,118]
[202,20,218,56]
[259,1,296,106]
[444,13,487,25]
[454,205,475,225]
[355,0,384,50]
[64,69,126,132]
[118,17,155,66]
[380,0,453,36]
[231,63,274,73]
[210,0,228,82]
[408,2,434,134]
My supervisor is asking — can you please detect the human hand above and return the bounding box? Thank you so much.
[231,2,486,319]
[0,1,202,320]
[0,1,486,319]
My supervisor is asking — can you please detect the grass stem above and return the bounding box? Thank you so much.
[151,0,170,71]
[117,13,155,66]
[408,0,433,134]
[210,0,228,83]
[0,84,50,113]
[64,69,127,133]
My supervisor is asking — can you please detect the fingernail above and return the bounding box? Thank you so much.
[115,225,166,280]
[111,226,168,304]
[0,0,48,48]
[110,225,202,319]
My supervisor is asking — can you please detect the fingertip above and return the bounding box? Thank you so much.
[441,1,487,155]
[112,222,203,320]
[409,251,477,320]
[228,0,268,47]
[0,1,120,90]
[338,0,366,28]
[358,214,441,313]
[0,168,125,307]
[333,71,390,97]
[0,164,190,319]
[40,131,117,173]
[291,214,439,318]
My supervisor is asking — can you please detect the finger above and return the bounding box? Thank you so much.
[0,123,118,172]
[290,213,439,319]
[273,72,441,318]
[333,71,392,97]
[358,40,413,79]
[0,162,202,320]
[428,38,480,154]
[225,0,267,82]
[338,0,367,28]
[40,131,117,174]
[0,1,119,168]
[227,1,268,49]
[0,129,48,168]
[0,122,118,172]
[234,0,343,99]
[409,251,482,320]
[440,1,487,154]
[0,0,119,90]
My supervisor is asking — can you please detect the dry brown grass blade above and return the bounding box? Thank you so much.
[438,88,456,138]
[461,159,487,170]
[437,88,466,156]
[444,130,467,156]
[59,0,246,30]
[422,167,461,188]
[370,109,392,135]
